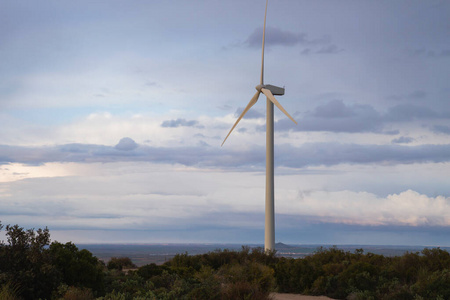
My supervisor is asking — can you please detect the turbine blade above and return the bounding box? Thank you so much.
[260,0,269,85]
[261,88,298,124]
[222,91,260,146]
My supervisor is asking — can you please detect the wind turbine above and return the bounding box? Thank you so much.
[222,0,297,252]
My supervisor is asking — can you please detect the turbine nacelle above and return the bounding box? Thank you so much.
[221,83,296,147]
[255,84,285,96]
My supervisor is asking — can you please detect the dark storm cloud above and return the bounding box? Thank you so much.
[246,27,307,47]
[316,44,343,54]
[2,141,450,169]
[312,99,355,118]
[385,104,438,122]
[245,27,332,48]
[115,137,138,151]
[300,49,312,55]
[392,136,414,144]
[411,48,450,58]
[300,45,343,55]
[272,100,450,134]
[234,107,264,119]
[244,26,343,56]
[386,90,427,101]
[409,90,427,100]
[276,143,450,168]
[161,118,203,128]
[275,100,383,133]
[432,125,450,135]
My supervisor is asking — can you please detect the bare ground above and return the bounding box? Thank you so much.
[270,293,336,300]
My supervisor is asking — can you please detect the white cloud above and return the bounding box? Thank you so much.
[0,162,81,183]
[0,162,265,232]
[281,190,450,227]
[1,161,448,237]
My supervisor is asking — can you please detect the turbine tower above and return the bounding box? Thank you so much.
[222,0,297,252]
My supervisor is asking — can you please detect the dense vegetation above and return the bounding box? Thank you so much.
[1,222,449,299]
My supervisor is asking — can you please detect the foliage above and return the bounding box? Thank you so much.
[0,222,104,299]
[0,223,59,299]
[53,285,95,300]
[107,257,137,271]
[1,221,449,299]
[100,247,275,300]
[217,261,275,299]
[0,282,20,300]
[137,263,168,280]
[49,242,105,295]
[274,246,450,300]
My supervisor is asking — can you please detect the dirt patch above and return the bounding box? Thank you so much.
[270,293,336,300]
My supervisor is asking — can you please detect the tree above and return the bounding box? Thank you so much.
[49,242,105,295]
[107,257,137,271]
[0,223,59,300]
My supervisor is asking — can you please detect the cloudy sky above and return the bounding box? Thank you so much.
[1,0,449,246]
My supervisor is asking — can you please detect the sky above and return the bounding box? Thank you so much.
[1,0,449,246]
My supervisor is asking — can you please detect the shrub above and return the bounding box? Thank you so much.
[217,261,275,300]
[62,286,95,300]
[107,257,137,271]
[49,242,105,295]
[0,282,20,300]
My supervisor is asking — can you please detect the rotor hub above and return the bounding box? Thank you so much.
[255,84,265,92]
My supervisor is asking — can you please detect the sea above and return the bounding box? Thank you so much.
[76,243,450,267]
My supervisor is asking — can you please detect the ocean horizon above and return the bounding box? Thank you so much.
[76,243,450,267]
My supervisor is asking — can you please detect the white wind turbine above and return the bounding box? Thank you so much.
[222,0,297,252]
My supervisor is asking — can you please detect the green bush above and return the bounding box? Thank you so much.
[0,282,20,300]
[0,223,59,299]
[217,261,275,300]
[61,286,95,300]
[49,242,105,295]
[107,257,137,271]
[1,221,449,299]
